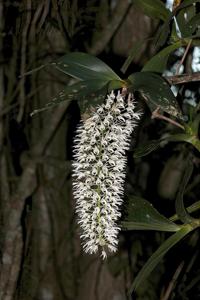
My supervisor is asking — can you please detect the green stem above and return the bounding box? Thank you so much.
[175,159,195,224]
[191,137,200,152]
[170,200,200,222]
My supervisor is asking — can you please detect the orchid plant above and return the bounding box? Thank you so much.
[32,0,200,295]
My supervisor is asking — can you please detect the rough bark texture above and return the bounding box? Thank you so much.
[112,6,158,65]
[1,1,198,300]
[1,1,146,299]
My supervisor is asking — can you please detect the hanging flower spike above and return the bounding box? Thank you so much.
[72,90,141,259]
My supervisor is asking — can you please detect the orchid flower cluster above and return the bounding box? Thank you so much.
[72,90,141,259]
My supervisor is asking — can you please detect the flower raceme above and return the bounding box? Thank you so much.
[72,90,141,259]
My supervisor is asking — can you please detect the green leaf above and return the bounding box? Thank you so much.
[133,0,170,21]
[191,113,200,135]
[133,135,187,159]
[166,133,194,143]
[129,224,193,293]
[174,0,200,39]
[176,0,200,11]
[76,79,125,111]
[133,133,200,159]
[155,0,200,47]
[154,16,172,48]
[121,196,180,232]
[31,77,125,116]
[166,133,200,152]
[142,41,183,73]
[128,72,183,119]
[31,79,108,116]
[181,13,200,38]
[175,158,195,223]
[53,52,121,81]
[172,0,200,38]
[121,38,153,74]
[176,3,196,37]
[107,79,126,91]
[133,139,161,158]
[170,200,200,222]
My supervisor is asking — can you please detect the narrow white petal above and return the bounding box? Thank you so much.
[72,90,141,258]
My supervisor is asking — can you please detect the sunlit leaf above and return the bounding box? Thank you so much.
[133,0,170,21]
[129,224,193,293]
[121,196,180,232]
[142,41,183,73]
[52,52,121,81]
[128,72,183,119]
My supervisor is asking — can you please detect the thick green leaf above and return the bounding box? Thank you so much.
[53,52,121,81]
[176,3,196,37]
[172,0,200,38]
[142,41,183,73]
[128,72,183,119]
[129,224,193,293]
[155,0,200,47]
[181,13,200,38]
[31,78,125,116]
[31,79,107,116]
[133,0,170,21]
[108,79,126,91]
[121,196,180,232]
[154,16,172,48]
[167,133,200,152]
[166,133,194,143]
[76,79,125,111]
[173,0,200,39]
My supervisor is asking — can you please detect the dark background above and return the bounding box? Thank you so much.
[0,1,199,299]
